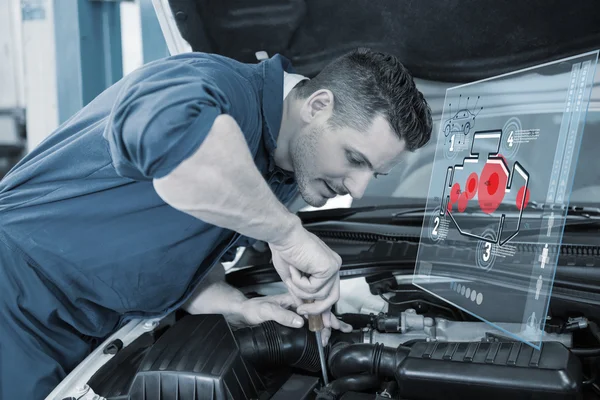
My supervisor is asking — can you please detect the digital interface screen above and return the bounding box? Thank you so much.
[413,51,599,349]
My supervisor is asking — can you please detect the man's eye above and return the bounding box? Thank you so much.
[347,153,363,166]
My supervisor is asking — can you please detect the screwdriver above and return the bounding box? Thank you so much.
[303,298,329,386]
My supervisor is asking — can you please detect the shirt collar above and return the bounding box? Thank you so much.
[283,71,308,99]
[260,54,307,173]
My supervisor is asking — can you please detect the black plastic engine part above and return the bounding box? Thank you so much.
[127,314,265,400]
[365,272,401,296]
[335,313,374,330]
[315,374,380,400]
[328,341,583,400]
[339,393,381,399]
[329,343,407,379]
[269,374,320,400]
[88,332,156,398]
[103,339,124,355]
[234,320,321,373]
[374,315,401,333]
[397,341,583,400]
[377,380,398,398]
[233,320,362,373]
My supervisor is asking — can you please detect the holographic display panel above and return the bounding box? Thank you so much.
[413,51,599,349]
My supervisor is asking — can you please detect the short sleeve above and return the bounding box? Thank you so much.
[104,60,231,180]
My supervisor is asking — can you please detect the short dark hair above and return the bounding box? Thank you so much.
[293,48,432,152]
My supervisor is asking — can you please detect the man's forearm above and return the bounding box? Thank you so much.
[182,280,246,316]
[153,114,299,245]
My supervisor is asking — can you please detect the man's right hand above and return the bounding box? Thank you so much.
[269,224,342,315]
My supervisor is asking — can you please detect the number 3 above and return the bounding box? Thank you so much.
[432,217,440,236]
[483,242,491,261]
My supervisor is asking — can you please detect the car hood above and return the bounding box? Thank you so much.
[158,0,600,82]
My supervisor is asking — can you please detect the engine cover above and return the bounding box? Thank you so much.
[127,314,265,400]
[397,341,582,400]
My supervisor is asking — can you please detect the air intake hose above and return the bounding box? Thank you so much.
[327,342,409,379]
[233,321,362,373]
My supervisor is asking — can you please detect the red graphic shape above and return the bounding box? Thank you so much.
[466,173,478,199]
[516,186,530,210]
[450,183,461,205]
[447,202,453,213]
[487,172,499,195]
[458,192,469,212]
[478,161,507,214]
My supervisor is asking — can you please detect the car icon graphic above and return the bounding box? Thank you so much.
[444,109,477,137]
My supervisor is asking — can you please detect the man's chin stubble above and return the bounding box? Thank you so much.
[300,190,327,208]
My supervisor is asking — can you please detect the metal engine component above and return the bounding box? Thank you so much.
[401,308,435,334]
[363,310,573,348]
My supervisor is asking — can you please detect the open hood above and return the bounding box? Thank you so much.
[156,0,600,81]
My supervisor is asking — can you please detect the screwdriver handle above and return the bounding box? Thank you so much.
[303,299,324,332]
[299,272,325,332]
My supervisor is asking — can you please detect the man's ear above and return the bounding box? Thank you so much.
[300,89,334,123]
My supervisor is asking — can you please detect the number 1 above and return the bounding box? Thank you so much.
[450,134,455,152]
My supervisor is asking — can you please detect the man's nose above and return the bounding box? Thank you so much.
[343,171,372,199]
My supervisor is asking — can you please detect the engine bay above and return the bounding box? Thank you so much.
[47,209,600,400]
[75,289,600,400]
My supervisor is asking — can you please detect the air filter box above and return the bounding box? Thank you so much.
[128,314,265,400]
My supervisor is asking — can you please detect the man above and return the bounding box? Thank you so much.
[0,48,432,399]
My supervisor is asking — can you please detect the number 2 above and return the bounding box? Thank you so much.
[507,131,514,147]
[483,242,491,261]
[432,217,440,236]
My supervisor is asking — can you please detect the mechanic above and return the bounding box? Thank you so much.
[0,48,432,399]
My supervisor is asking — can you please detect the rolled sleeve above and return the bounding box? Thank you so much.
[105,60,231,180]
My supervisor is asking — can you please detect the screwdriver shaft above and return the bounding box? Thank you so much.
[302,296,329,386]
[314,330,329,385]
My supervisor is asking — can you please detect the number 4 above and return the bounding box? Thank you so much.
[507,131,514,147]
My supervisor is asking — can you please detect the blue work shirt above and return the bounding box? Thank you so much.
[0,52,298,338]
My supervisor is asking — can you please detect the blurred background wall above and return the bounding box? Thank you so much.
[0,0,164,177]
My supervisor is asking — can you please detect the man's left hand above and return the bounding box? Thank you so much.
[226,293,304,328]
[228,292,353,345]
[183,280,352,345]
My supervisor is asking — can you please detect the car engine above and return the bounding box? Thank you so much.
[78,303,592,400]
